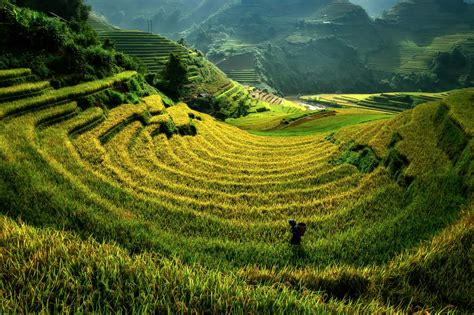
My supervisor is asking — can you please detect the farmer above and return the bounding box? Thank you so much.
[289,219,306,245]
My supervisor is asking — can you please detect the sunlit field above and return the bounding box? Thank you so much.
[1,65,472,312]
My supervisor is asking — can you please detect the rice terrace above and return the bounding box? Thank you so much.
[0,0,473,313]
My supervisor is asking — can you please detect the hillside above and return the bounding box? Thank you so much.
[1,1,473,313]
[350,0,399,16]
[87,14,284,118]
[85,0,474,94]
[86,0,236,37]
[182,0,474,94]
[1,62,472,311]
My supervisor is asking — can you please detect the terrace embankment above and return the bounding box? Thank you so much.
[0,69,472,312]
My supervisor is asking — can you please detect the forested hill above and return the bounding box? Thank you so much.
[182,0,474,94]
[86,0,474,95]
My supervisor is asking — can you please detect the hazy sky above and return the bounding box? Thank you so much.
[349,0,399,16]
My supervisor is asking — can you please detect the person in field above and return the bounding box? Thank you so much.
[289,219,306,245]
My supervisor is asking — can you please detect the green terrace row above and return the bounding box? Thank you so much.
[225,69,260,83]
[0,71,137,119]
[0,68,37,88]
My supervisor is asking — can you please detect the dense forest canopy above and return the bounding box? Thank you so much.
[13,0,91,20]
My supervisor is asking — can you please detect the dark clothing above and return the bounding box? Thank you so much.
[290,225,302,245]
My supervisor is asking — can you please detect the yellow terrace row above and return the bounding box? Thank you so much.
[153,135,339,180]
[188,122,332,160]
[15,105,392,231]
[128,128,350,188]
[2,98,389,225]
[196,114,318,146]
[0,71,136,119]
[160,135,338,174]
[29,111,360,225]
[110,133,364,212]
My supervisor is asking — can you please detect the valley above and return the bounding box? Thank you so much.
[0,1,473,313]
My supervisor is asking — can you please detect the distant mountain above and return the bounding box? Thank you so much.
[184,0,474,94]
[86,0,235,38]
[350,0,474,16]
[87,0,474,94]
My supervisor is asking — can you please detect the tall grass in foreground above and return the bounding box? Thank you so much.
[0,210,471,313]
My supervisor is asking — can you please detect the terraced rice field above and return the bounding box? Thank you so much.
[215,80,260,109]
[97,30,192,74]
[225,69,260,84]
[247,86,284,105]
[91,24,258,110]
[367,33,474,73]
[1,68,472,312]
[1,69,394,264]
[301,92,448,113]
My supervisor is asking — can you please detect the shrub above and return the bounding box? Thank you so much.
[126,92,141,104]
[159,118,178,138]
[106,90,125,108]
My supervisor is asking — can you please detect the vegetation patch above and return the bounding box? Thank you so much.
[331,141,381,174]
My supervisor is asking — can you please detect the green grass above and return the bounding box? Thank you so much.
[0,72,472,313]
[229,107,393,136]
[227,100,307,130]
[250,113,392,136]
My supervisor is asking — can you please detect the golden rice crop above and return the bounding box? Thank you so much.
[142,95,166,115]
[2,73,471,313]
[0,71,136,119]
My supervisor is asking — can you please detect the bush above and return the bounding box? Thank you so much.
[159,118,178,138]
[126,92,141,104]
[106,90,125,107]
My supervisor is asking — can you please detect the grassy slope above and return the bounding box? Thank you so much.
[229,107,393,136]
[88,16,263,118]
[226,101,307,131]
[0,69,472,313]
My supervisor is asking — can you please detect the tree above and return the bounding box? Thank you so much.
[432,48,467,81]
[13,0,91,21]
[162,52,188,98]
